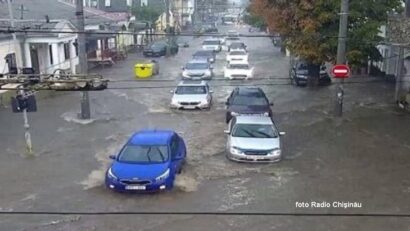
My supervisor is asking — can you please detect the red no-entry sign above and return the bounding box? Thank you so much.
[332,64,350,78]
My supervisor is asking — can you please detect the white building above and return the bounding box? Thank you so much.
[0,20,79,76]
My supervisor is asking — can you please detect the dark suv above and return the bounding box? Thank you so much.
[290,60,331,86]
[225,87,273,123]
[143,41,179,57]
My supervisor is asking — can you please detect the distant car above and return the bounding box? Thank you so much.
[170,81,213,110]
[211,35,226,45]
[176,37,190,48]
[203,24,218,33]
[225,37,241,47]
[182,59,213,80]
[202,39,222,52]
[227,30,239,37]
[224,62,254,79]
[290,60,331,86]
[225,115,284,163]
[143,41,178,57]
[105,130,187,192]
[226,50,249,64]
[225,87,273,123]
[193,50,216,63]
[228,42,247,52]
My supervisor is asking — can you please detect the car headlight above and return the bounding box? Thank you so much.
[107,168,118,180]
[156,169,170,181]
[263,112,269,116]
[269,149,281,157]
[231,111,240,116]
[230,146,244,155]
[199,99,209,106]
[205,70,211,75]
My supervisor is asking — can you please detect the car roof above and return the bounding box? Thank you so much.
[194,50,213,55]
[129,130,175,146]
[178,80,207,86]
[188,59,209,64]
[235,115,274,125]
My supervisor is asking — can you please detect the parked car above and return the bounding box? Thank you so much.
[193,50,216,63]
[182,59,213,80]
[105,130,187,192]
[226,50,249,64]
[227,30,239,37]
[202,39,222,52]
[224,62,254,79]
[228,42,247,52]
[170,81,213,110]
[225,115,285,163]
[176,37,190,48]
[203,24,218,33]
[290,60,331,86]
[225,87,273,123]
[143,41,179,57]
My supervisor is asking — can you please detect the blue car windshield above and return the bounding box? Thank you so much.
[118,145,169,163]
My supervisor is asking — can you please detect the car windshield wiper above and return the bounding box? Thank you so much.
[146,147,152,162]
[240,129,257,138]
[253,130,274,138]
[157,148,166,162]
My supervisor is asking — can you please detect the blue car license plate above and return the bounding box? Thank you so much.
[126,185,146,190]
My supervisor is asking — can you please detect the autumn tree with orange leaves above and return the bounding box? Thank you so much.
[250,0,403,77]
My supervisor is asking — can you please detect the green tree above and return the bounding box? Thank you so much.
[243,6,266,29]
[251,0,403,81]
[131,5,161,24]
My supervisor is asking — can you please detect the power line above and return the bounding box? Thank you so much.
[1,79,404,91]
[0,27,396,44]
[0,211,409,217]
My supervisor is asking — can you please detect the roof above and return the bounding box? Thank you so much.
[235,115,273,125]
[0,0,119,29]
[178,80,207,86]
[129,130,175,146]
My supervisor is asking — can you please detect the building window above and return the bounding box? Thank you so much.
[49,45,53,64]
[64,43,70,60]
[5,53,17,74]
[105,0,111,7]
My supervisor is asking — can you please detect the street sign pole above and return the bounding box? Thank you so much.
[335,0,349,117]
[19,86,33,155]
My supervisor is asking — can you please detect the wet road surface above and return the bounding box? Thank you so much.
[0,25,410,230]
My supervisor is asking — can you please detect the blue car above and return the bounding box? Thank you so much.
[105,130,187,192]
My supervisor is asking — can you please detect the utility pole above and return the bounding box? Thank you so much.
[165,0,171,57]
[7,0,33,155]
[334,0,349,117]
[18,4,28,20]
[76,0,91,119]
[394,45,404,102]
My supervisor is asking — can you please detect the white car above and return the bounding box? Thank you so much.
[224,62,254,79]
[170,81,213,110]
[202,39,222,52]
[226,50,249,64]
[225,115,285,163]
[182,60,213,80]
[225,37,241,47]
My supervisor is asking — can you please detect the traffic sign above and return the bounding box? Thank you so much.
[332,64,350,78]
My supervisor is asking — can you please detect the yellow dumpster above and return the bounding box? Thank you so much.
[134,60,159,79]
[135,63,154,79]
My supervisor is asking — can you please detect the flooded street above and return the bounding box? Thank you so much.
[0,25,410,230]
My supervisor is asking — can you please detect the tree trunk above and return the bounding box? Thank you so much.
[307,63,320,87]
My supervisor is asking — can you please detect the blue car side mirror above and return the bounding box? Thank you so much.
[109,155,116,160]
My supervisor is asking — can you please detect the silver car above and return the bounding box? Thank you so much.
[182,60,213,80]
[224,115,285,163]
[170,81,213,110]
